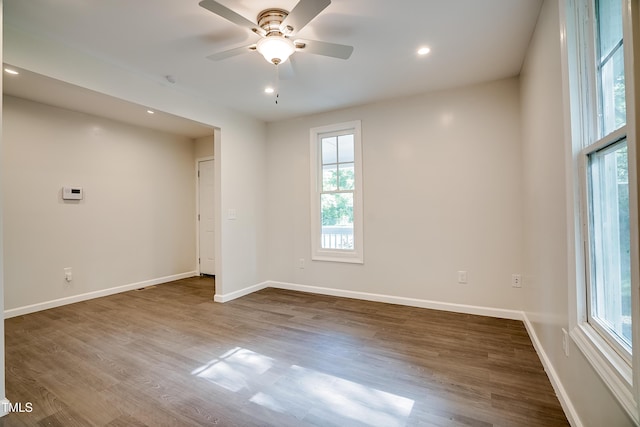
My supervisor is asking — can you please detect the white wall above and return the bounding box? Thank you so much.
[266,78,524,311]
[2,96,197,310]
[3,26,268,298]
[520,1,634,425]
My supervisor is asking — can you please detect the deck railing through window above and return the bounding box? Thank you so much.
[321,226,354,250]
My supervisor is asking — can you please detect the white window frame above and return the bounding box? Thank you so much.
[582,131,631,361]
[309,120,363,264]
[561,0,640,421]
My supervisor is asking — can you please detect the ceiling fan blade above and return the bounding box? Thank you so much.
[280,0,331,35]
[206,44,256,61]
[199,0,265,36]
[296,39,353,60]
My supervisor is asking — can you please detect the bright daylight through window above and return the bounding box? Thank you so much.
[587,138,631,353]
[310,121,363,263]
[565,0,639,420]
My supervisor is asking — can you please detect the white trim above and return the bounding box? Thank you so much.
[268,281,523,320]
[571,324,638,424]
[522,313,584,427]
[196,156,215,276]
[213,279,522,319]
[0,399,10,417]
[213,281,269,303]
[3,271,197,319]
[213,128,223,299]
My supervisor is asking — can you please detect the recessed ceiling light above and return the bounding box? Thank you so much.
[146,110,155,114]
[417,47,431,56]
[4,68,19,75]
[265,87,275,94]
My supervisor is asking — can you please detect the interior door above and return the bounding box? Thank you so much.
[198,159,215,275]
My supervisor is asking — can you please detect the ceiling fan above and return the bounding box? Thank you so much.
[199,0,354,66]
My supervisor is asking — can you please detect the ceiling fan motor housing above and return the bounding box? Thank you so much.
[257,9,289,35]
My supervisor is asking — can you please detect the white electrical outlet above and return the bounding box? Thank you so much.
[512,274,522,288]
[457,271,468,284]
[562,328,569,357]
[64,267,73,283]
[298,258,305,269]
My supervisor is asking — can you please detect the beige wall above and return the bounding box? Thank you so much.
[2,96,197,310]
[266,78,524,311]
[195,134,214,159]
[520,1,634,425]
[4,25,268,299]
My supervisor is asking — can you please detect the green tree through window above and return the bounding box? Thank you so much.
[321,168,354,226]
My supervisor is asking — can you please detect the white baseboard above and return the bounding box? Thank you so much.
[214,281,269,303]
[522,313,582,427]
[4,271,198,319]
[0,398,10,417]
[268,281,524,320]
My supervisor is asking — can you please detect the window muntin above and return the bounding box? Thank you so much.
[586,138,631,357]
[310,121,363,263]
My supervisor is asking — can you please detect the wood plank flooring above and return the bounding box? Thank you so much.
[1,277,569,426]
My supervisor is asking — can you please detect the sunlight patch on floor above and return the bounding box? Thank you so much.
[191,347,275,392]
[192,347,414,426]
[251,365,414,427]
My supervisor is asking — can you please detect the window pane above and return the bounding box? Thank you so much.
[338,163,355,190]
[321,193,354,250]
[599,47,626,135]
[322,165,337,191]
[322,137,337,165]
[597,0,623,61]
[588,140,631,350]
[596,0,626,136]
[338,134,354,163]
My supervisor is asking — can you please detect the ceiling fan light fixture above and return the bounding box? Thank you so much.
[257,36,295,65]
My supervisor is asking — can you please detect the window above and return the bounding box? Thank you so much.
[564,0,639,420]
[584,0,631,360]
[310,121,363,263]
[586,137,631,358]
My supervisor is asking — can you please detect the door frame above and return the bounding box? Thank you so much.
[196,156,215,275]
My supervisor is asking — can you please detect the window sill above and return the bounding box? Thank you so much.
[311,252,363,264]
[571,323,638,423]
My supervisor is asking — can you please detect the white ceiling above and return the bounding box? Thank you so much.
[3,0,543,123]
[3,67,215,139]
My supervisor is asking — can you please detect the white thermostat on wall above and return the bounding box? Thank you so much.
[62,186,83,200]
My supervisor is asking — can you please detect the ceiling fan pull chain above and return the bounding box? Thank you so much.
[275,65,280,105]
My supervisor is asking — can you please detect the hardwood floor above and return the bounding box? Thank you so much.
[1,277,569,426]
